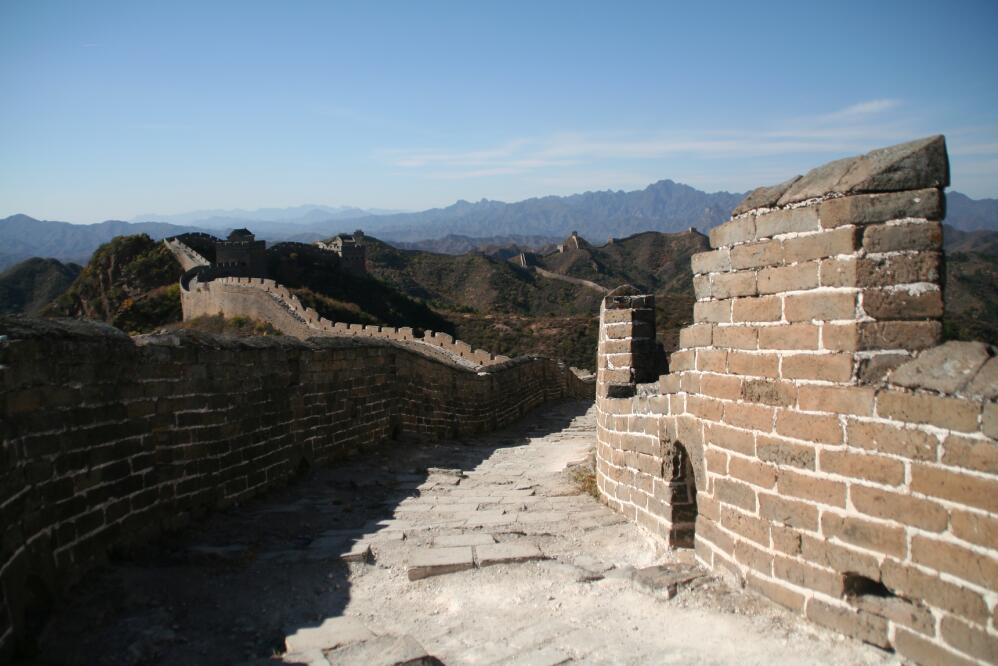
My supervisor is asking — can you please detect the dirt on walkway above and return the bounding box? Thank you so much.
[26,401,898,666]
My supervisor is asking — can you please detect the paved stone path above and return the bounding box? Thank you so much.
[33,401,897,666]
[277,402,896,666]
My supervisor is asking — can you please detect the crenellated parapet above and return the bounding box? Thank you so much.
[172,256,513,368]
[594,136,998,664]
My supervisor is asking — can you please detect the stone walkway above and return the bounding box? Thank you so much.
[32,401,898,666]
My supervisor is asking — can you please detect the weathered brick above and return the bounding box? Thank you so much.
[781,353,853,382]
[722,402,774,432]
[877,390,980,433]
[756,435,816,469]
[727,352,779,378]
[850,485,948,532]
[849,594,935,637]
[778,470,846,507]
[758,262,819,295]
[604,320,654,340]
[695,349,727,372]
[691,248,730,275]
[728,456,777,489]
[693,274,711,300]
[757,323,819,350]
[693,300,732,324]
[710,215,756,249]
[985,402,998,440]
[940,614,998,663]
[734,539,773,574]
[759,493,818,530]
[775,410,842,444]
[941,433,997,474]
[745,573,805,612]
[950,510,998,549]
[721,505,770,546]
[805,600,889,649]
[821,512,906,558]
[705,448,728,474]
[687,395,724,420]
[819,188,944,228]
[895,628,975,666]
[699,374,742,401]
[845,418,937,460]
[881,559,989,625]
[801,536,880,580]
[836,320,942,352]
[712,271,757,299]
[854,251,942,287]
[773,556,843,597]
[797,385,874,415]
[782,227,858,263]
[678,323,712,348]
[731,296,782,323]
[755,206,820,238]
[729,239,784,270]
[770,525,802,555]
[863,220,942,253]
[784,291,856,322]
[862,286,943,320]
[712,326,758,350]
[669,350,694,371]
[706,423,755,455]
[714,478,757,512]
[741,379,796,407]
[911,535,998,589]
[819,450,904,485]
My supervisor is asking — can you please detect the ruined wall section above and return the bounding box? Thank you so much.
[0,316,592,659]
[596,137,998,664]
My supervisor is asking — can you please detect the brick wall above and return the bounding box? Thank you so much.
[0,317,592,660]
[595,136,998,664]
[178,272,515,367]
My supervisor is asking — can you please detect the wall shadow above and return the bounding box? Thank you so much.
[22,399,592,665]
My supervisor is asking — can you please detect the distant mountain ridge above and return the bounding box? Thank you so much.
[4,182,997,269]
[343,180,745,243]
[0,214,206,270]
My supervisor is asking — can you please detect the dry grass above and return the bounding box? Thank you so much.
[570,464,599,498]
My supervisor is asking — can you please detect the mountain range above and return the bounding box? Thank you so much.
[3,180,997,270]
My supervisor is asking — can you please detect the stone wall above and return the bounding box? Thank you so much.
[595,136,998,664]
[0,317,593,660]
[178,273,516,368]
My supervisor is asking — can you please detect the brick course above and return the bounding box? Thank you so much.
[0,317,592,660]
[595,137,998,664]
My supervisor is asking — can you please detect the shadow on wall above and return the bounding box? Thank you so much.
[24,402,592,664]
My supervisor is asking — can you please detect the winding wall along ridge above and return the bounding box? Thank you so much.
[172,241,518,368]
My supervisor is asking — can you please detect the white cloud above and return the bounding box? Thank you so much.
[817,98,900,122]
[380,98,997,192]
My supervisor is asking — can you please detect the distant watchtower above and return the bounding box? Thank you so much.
[215,228,268,277]
[317,229,367,275]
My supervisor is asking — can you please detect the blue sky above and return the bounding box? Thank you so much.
[1,0,996,223]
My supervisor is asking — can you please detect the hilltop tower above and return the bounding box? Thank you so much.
[215,228,268,277]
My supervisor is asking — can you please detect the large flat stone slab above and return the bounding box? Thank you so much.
[408,546,475,580]
[476,542,545,567]
[433,533,496,547]
[323,634,442,665]
[285,616,375,653]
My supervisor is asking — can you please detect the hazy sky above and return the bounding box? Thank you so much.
[1,0,996,223]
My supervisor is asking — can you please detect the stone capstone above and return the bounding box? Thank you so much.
[732,175,802,216]
[777,135,949,205]
[888,341,992,395]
